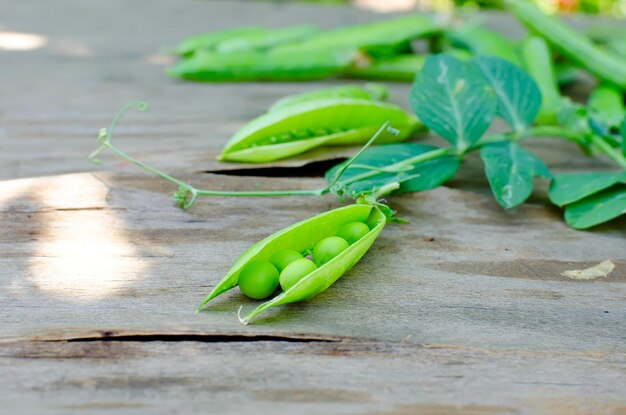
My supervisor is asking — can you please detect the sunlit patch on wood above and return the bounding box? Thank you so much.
[27,174,145,301]
[0,31,47,51]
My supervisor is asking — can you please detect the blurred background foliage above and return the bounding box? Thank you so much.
[293,0,626,17]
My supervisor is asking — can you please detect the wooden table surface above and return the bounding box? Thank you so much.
[1,1,625,414]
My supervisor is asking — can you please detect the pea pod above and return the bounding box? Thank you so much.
[168,49,354,82]
[174,27,266,56]
[272,14,445,57]
[215,25,319,54]
[506,0,626,90]
[444,25,522,66]
[521,36,562,125]
[346,55,426,82]
[554,61,580,86]
[196,204,386,324]
[588,84,625,129]
[219,98,421,162]
[269,84,388,113]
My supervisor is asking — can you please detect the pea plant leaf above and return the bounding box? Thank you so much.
[325,143,460,199]
[480,141,552,209]
[410,54,497,152]
[564,185,626,229]
[475,56,542,132]
[549,171,626,207]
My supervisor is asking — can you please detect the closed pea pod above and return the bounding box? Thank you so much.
[215,25,319,54]
[168,48,354,82]
[219,98,421,162]
[346,55,426,82]
[521,36,562,125]
[506,0,626,90]
[272,14,445,58]
[196,204,386,324]
[444,25,522,66]
[588,84,625,129]
[174,26,266,56]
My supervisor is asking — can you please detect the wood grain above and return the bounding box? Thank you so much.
[2,340,625,415]
[1,0,625,413]
[1,172,624,352]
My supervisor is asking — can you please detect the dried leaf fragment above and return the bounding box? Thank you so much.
[561,260,615,280]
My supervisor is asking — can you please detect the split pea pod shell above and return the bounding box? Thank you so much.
[268,84,388,113]
[220,98,421,162]
[196,204,386,324]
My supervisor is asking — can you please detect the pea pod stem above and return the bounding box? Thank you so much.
[90,102,397,208]
[475,126,586,147]
[476,126,626,169]
[336,146,453,188]
[588,134,626,170]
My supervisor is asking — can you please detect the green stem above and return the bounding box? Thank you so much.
[90,101,397,209]
[588,134,626,169]
[372,182,400,199]
[522,126,587,144]
[326,122,397,189]
[475,126,586,147]
[196,188,324,197]
[475,125,626,169]
[337,147,454,188]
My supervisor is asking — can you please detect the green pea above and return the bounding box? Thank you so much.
[336,222,370,245]
[279,258,317,291]
[313,236,349,266]
[270,249,303,272]
[238,260,279,300]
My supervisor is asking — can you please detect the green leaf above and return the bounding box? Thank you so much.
[326,143,460,199]
[475,56,542,132]
[565,185,626,229]
[480,141,551,209]
[410,54,497,151]
[549,171,626,207]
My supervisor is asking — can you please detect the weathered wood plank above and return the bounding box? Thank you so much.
[1,0,626,412]
[0,0,598,181]
[1,340,625,415]
[1,172,624,351]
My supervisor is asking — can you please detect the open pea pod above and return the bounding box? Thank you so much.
[219,98,421,162]
[268,84,388,113]
[197,204,386,324]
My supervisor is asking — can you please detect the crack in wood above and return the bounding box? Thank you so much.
[22,330,346,344]
[204,158,347,178]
